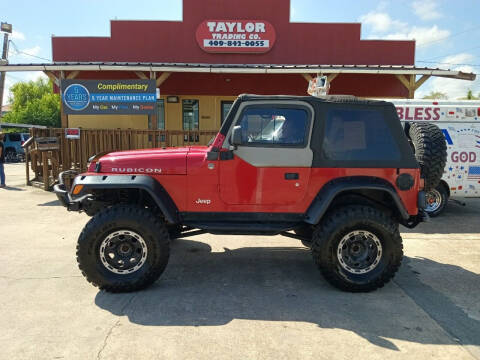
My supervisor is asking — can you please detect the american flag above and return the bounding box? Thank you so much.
[467,166,480,180]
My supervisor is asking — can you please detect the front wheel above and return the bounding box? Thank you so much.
[76,205,170,292]
[312,205,403,292]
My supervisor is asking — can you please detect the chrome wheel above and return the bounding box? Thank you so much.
[99,230,148,274]
[337,230,382,274]
[426,189,442,213]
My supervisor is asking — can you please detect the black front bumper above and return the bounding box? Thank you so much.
[53,171,84,211]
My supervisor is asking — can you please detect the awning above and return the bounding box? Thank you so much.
[0,62,476,81]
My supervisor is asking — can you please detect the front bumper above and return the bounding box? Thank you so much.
[53,171,86,211]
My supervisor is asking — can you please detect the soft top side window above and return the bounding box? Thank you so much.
[323,108,401,161]
[237,107,309,147]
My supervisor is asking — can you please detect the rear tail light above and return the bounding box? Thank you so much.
[477,107,480,116]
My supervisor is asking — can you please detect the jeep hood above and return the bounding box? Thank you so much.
[97,146,208,175]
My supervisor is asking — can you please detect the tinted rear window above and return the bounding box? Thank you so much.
[8,134,21,141]
[323,108,400,161]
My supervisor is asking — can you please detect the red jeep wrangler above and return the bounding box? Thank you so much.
[54,95,446,292]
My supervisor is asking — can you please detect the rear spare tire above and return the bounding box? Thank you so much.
[409,123,447,191]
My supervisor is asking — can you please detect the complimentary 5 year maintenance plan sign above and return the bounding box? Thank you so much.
[61,79,156,115]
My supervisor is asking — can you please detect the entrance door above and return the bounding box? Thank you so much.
[219,102,313,206]
[221,101,233,124]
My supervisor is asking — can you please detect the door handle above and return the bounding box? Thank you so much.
[284,173,299,180]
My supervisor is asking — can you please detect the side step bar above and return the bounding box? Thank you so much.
[182,222,299,235]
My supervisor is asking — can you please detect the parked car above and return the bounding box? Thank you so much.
[54,94,446,293]
[3,133,30,162]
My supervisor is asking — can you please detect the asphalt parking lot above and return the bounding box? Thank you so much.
[1,162,479,360]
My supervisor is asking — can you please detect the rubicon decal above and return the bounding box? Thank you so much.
[196,20,276,53]
[111,167,162,174]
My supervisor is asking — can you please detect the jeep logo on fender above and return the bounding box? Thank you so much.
[195,198,211,205]
[196,20,276,53]
[111,167,162,173]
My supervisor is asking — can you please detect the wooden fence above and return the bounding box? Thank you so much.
[25,128,218,189]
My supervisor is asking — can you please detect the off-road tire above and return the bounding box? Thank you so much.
[77,205,170,292]
[425,182,449,217]
[409,123,447,191]
[311,205,403,292]
[294,226,314,247]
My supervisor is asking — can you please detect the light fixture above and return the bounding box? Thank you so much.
[1,22,12,34]
[167,96,179,103]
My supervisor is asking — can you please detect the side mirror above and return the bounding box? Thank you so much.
[231,125,243,146]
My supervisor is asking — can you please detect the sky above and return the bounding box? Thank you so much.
[1,0,479,105]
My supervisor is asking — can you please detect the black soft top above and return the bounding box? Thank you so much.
[221,93,418,169]
[237,94,390,107]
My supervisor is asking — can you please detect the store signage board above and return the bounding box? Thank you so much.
[65,128,81,139]
[196,20,276,53]
[61,80,156,115]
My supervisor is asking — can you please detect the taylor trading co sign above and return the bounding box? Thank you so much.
[61,79,156,115]
[196,20,276,53]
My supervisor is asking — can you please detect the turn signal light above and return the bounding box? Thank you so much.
[72,184,84,195]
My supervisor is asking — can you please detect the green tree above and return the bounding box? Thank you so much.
[2,78,61,127]
[422,91,448,100]
[458,90,479,100]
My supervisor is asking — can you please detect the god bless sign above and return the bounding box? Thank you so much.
[196,20,276,53]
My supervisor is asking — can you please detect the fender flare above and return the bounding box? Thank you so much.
[304,176,409,225]
[72,174,179,223]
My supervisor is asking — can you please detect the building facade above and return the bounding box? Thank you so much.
[51,0,417,130]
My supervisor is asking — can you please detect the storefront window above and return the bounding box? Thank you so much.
[182,99,199,130]
[221,101,233,124]
[157,99,165,130]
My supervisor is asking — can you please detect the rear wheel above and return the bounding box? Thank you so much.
[77,205,170,292]
[425,183,449,217]
[311,205,403,292]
